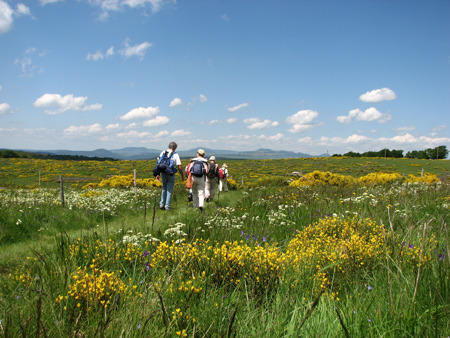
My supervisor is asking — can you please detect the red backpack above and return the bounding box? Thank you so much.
[219,168,226,179]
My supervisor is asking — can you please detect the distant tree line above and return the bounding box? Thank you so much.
[0,149,117,161]
[332,145,448,159]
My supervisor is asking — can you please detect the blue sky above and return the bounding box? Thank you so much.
[0,0,449,155]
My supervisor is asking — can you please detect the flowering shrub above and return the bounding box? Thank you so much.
[359,172,402,185]
[289,170,357,187]
[56,266,131,313]
[285,216,386,287]
[405,173,440,184]
[290,171,440,187]
[83,175,161,189]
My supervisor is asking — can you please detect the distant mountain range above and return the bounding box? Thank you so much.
[13,147,328,160]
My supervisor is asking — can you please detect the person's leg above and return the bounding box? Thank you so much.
[209,180,216,200]
[160,173,168,208]
[164,174,175,210]
[192,177,199,208]
[205,177,211,200]
[198,177,206,208]
[218,179,223,192]
[224,178,228,192]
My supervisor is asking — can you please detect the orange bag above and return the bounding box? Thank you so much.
[185,172,193,189]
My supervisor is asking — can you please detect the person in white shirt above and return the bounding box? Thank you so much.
[186,149,209,211]
[205,155,219,202]
[156,141,184,210]
[218,163,229,192]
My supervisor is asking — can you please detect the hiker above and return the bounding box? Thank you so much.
[186,149,209,211]
[218,163,229,192]
[185,162,193,202]
[205,155,219,202]
[155,141,184,210]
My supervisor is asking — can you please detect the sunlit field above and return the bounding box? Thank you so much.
[0,157,449,336]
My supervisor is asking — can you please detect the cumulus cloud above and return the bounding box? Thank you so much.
[154,130,169,138]
[337,107,391,124]
[199,94,207,103]
[286,110,319,133]
[40,0,62,5]
[209,119,219,125]
[15,3,31,16]
[171,129,191,137]
[298,136,312,144]
[64,123,102,135]
[259,133,283,141]
[0,102,13,115]
[319,134,369,145]
[227,102,248,112]
[86,46,114,61]
[169,97,182,107]
[14,48,46,77]
[227,118,237,124]
[117,130,150,138]
[359,88,397,103]
[87,0,173,19]
[105,123,119,130]
[119,40,152,59]
[244,118,279,130]
[34,93,102,115]
[393,126,415,133]
[0,1,32,35]
[125,122,138,129]
[120,106,159,120]
[143,115,170,127]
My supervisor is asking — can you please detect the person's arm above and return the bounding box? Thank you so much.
[178,165,185,181]
[204,162,209,174]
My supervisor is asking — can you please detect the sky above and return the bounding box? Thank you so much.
[0,0,449,155]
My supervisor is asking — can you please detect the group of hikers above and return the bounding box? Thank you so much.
[153,142,229,211]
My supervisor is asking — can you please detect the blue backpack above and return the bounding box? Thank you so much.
[153,151,177,176]
[190,160,206,177]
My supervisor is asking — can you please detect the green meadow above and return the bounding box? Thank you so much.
[0,157,449,337]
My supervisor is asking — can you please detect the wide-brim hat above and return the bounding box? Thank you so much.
[209,155,216,161]
[197,149,205,156]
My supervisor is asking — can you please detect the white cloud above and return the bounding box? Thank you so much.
[106,46,114,56]
[359,88,397,103]
[0,1,14,34]
[337,107,391,124]
[319,134,369,145]
[125,122,138,129]
[169,97,182,107]
[119,40,152,59]
[0,102,13,115]
[209,119,219,125]
[199,94,207,103]
[14,48,46,77]
[34,93,102,115]
[117,130,150,138]
[105,123,119,130]
[87,0,173,19]
[171,129,191,137]
[228,102,249,112]
[227,118,237,124]
[86,46,114,61]
[40,0,62,5]
[244,118,279,130]
[286,110,319,133]
[15,3,31,16]
[142,115,170,127]
[64,123,102,135]
[120,106,159,120]
[393,126,415,132]
[0,127,16,132]
[0,84,2,92]
[298,136,312,144]
[154,130,169,138]
[259,133,283,141]
[432,125,446,133]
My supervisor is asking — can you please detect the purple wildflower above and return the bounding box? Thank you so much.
[367,285,373,291]
[262,236,267,242]
[408,244,414,249]
[143,250,149,257]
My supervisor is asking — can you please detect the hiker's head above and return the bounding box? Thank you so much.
[197,149,205,157]
[222,163,227,168]
[209,155,216,163]
[168,141,177,151]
